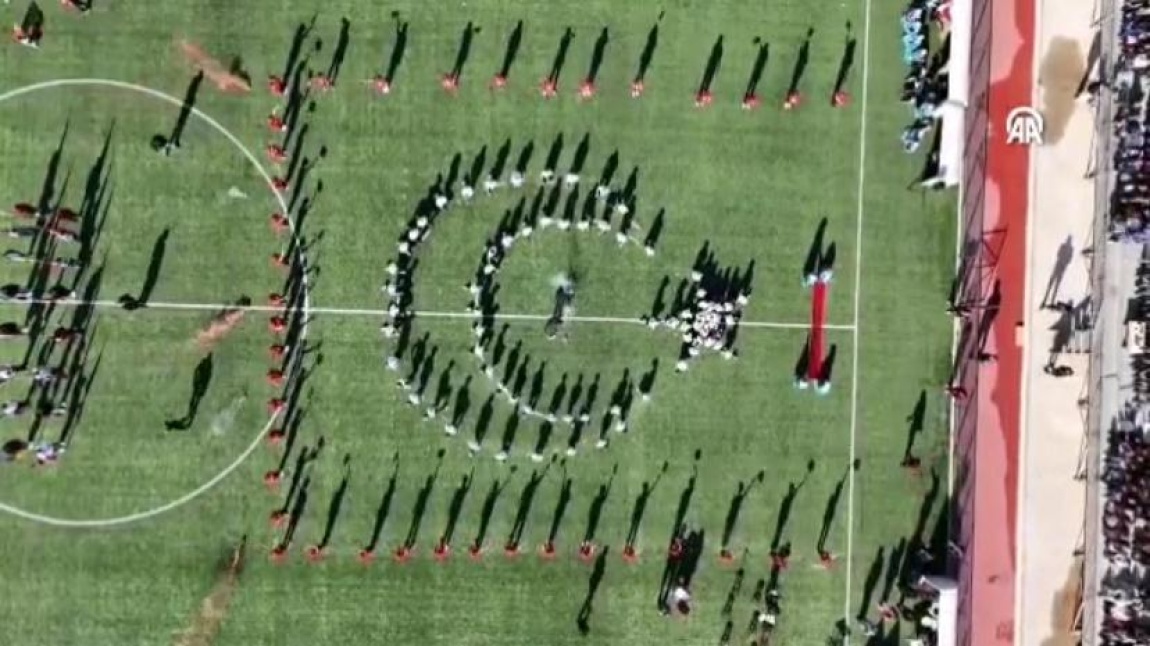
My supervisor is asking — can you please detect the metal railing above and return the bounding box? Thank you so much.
[952,1,992,644]
[1080,0,1120,643]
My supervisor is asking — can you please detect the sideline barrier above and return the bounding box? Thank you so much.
[1081,0,1118,641]
[952,0,991,643]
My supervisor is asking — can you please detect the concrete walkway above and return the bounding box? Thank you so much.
[1016,0,1097,643]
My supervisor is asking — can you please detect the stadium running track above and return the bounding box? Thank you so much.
[967,0,1034,643]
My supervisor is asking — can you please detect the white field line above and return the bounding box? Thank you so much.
[0,298,855,331]
[0,77,310,528]
[843,0,874,637]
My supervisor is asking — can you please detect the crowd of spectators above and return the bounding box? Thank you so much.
[899,0,952,153]
[1099,401,1150,645]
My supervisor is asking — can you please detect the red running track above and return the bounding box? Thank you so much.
[809,281,828,380]
[968,0,1034,643]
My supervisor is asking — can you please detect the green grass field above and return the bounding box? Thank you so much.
[0,1,956,645]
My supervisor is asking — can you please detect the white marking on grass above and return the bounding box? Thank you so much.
[0,298,854,331]
[0,418,279,528]
[843,0,874,638]
[0,78,311,528]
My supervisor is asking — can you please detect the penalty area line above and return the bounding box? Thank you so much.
[0,298,855,331]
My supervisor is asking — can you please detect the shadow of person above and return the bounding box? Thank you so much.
[832,27,858,96]
[363,453,400,553]
[633,14,662,83]
[326,17,352,84]
[1041,235,1074,308]
[546,27,576,81]
[497,20,524,79]
[166,71,206,151]
[449,21,480,79]
[165,353,214,430]
[901,390,927,465]
[385,14,409,82]
[576,545,610,634]
[697,35,725,93]
[585,28,610,82]
[120,228,170,309]
[785,28,815,95]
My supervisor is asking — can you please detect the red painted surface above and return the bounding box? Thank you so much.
[968,0,1034,642]
[809,281,827,380]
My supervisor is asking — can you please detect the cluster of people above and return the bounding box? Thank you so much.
[668,281,745,372]
[641,248,750,373]
[0,196,99,467]
[1107,1,1150,243]
[899,0,951,153]
[1098,402,1150,645]
[378,141,669,460]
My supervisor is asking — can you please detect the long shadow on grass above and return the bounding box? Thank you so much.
[785,28,815,97]
[465,146,488,189]
[880,538,908,605]
[719,470,766,555]
[35,121,69,217]
[274,475,313,552]
[543,463,573,551]
[313,454,352,550]
[446,374,473,431]
[720,567,745,616]
[402,449,445,549]
[362,452,400,556]
[816,460,859,554]
[576,546,610,634]
[633,13,663,84]
[471,468,515,553]
[158,71,205,151]
[55,336,104,445]
[769,459,816,552]
[28,310,98,441]
[383,12,409,83]
[496,20,524,82]
[697,36,724,95]
[858,547,886,619]
[832,25,858,98]
[280,15,317,81]
[568,134,591,177]
[270,390,311,476]
[743,39,770,100]
[325,17,351,85]
[668,451,702,542]
[489,138,513,182]
[507,460,555,549]
[273,440,324,524]
[581,464,617,545]
[119,228,169,310]
[165,353,214,431]
[498,407,522,455]
[544,27,576,84]
[624,461,668,549]
[75,127,115,279]
[584,28,610,84]
[448,22,480,81]
[901,390,928,466]
[439,468,474,546]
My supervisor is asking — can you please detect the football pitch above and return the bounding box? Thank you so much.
[0,1,956,645]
